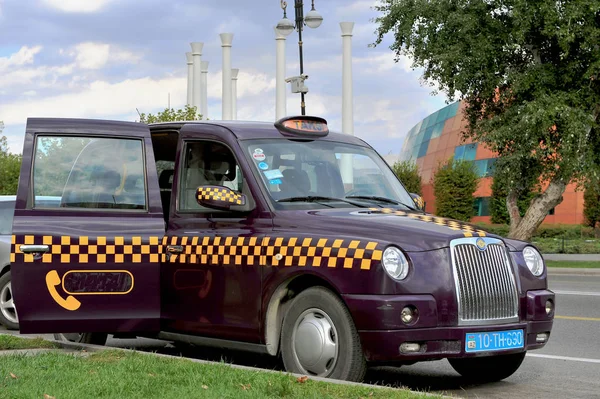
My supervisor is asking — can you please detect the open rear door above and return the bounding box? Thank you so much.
[11,118,165,334]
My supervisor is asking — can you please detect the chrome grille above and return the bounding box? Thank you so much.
[451,238,519,325]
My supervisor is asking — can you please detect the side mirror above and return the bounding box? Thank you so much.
[410,193,425,212]
[196,185,247,211]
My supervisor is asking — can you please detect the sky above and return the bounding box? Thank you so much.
[0,0,451,157]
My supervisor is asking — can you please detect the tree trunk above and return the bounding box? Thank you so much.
[508,179,567,241]
[506,189,522,233]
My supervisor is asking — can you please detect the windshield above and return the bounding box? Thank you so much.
[242,139,416,210]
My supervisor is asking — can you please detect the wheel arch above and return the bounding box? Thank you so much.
[263,272,343,356]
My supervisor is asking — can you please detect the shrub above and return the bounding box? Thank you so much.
[391,160,422,195]
[584,184,600,229]
[433,159,479,221]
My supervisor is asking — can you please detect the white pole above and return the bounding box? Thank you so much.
[274,27,287,121]
[190,42,204,114]
[220,33,234,120]
[231,68,239,121]
[200,61,209,119]
[340,22,355,188]
[186,52,193,107]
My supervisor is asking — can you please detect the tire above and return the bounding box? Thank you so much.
[280,287,366,382]
[0,271,19,330]
[448,351,526,382]
[53,332,108,346]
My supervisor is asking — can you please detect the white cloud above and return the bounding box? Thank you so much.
[71,42,139,70]
[41,0,112,13]
[0,46,43,71]
[1,76,186,126]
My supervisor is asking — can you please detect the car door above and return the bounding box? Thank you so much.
[161,130,271,343]
[11,118,165,334]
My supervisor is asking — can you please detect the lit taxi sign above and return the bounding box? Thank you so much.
[275,116,329,137]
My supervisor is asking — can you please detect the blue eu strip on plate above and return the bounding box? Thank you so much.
[465,329,524,353]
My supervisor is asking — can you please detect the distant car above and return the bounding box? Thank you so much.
[0,195,17,329]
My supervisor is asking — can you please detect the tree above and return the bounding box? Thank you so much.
[138,105,203,124]
[433,159,479,222]
[0,123,22,195]
[373,0,600,241]
[490,159,539,224]
[392,160,422,195]
[584,183,600,237]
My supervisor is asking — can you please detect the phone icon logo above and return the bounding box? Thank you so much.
[46,270,81,311]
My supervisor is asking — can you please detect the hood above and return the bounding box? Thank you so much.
[275,207,500,252]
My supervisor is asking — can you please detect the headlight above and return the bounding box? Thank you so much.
[523,246,544,277]
[382,247,410,280]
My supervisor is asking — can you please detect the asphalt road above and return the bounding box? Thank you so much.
[4,271,600,398]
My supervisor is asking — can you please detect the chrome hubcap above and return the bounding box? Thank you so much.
[292,308,338,377]
[0,280,18,324]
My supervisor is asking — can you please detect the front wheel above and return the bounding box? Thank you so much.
[280,287,366,382]
[53,333,108,346]
[448,351,526,382]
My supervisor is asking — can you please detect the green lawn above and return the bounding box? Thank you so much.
[0,334,57,350]
[0,350,436,399]
[546,260,600,268]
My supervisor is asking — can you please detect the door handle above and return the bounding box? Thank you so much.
[20,245,50,254]
[166,245,184,254]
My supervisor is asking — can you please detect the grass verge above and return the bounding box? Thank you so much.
[0,350,437,399]
[546,261,600,268]
[0,334,57,350]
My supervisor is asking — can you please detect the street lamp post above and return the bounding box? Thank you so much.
[276,0,323,116]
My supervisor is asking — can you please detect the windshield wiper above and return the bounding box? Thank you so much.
[345,196,421,212]
[277,196,366,208]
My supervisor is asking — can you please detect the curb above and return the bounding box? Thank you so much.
[0,333,455,398]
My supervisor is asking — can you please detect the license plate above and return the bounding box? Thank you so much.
[465,329,524,353]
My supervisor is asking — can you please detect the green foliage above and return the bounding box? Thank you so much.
[391,160,422,195]
[34,137,91,197]
[490,168,539,224]
[433,159,479,221]
[0,132,22,195]
[478,223,596,239]
[584,183,600,228]
[138,105,203,124]
[373,0,600,239]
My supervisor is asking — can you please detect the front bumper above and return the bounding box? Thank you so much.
[343,289,554,363]
[359,320,553,363]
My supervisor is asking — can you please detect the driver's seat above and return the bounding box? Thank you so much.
[279,169,311,198]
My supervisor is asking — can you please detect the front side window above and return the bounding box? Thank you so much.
[178,141,253,213]
[242,139,416,210]
[33,136,146,210]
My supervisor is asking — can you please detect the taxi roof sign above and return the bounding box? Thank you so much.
[275,116,329,137]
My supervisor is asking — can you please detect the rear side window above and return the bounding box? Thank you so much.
[0,201,14,234]
[33,136,147,210]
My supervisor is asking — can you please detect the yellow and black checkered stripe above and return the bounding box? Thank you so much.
[370,208,488,238]
[11,235,163,264]
[197,186,243,205]
[412,196,425,210]
[12,235,383,270]
[163,236,382,270]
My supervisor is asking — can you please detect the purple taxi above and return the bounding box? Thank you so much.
[10,116,554,382]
